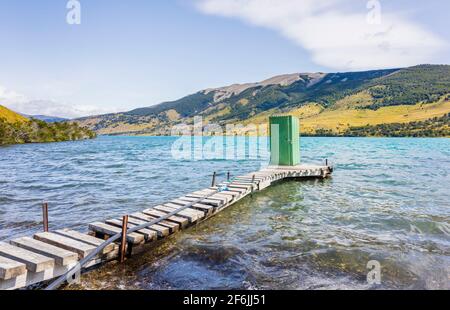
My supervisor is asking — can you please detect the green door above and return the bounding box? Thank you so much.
[269,115,300,166]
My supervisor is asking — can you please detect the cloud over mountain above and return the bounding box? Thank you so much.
[195,0,448,70]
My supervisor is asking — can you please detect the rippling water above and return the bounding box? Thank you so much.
[0,136,449,289]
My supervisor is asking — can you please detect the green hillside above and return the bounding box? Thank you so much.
[76,65,450,137]
[0,105,97,146]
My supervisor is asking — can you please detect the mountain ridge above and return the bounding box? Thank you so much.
[24,115,68,123]
[75,65,450,137]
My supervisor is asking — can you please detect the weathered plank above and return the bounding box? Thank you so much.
[126,217,170,237]
[105,219,158,241]
[213,190,240,198]
[34,232,96,259]
[153,205,199,221]
[186,192,231,204]
[130,212,180,233]
[176,196,222,208]
[89,222,145,244]
[207,190,240,200]
[153,205,201,223]
[142,209,189,228]
[229,183,257,191]
[227,183,253,190]
[54,229,116,254]
[191,189,236,198]
[164,202,207,218]
[235,176,266,181]
[0,242,54,273]
[10,237,78,266]
[205,193,234,203]
[211,186,247,195]
[162,203,205,221]
[231,181,258,186]
[0,255,27,280]
[171,199,214,215]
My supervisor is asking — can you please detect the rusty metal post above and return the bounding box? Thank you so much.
[119,215,129,263]
[42,202,49,232]
[211,171,217,187]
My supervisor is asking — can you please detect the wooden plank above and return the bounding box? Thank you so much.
[228,182,253,188]
[176,196,222,208]
[105,219,158,241]
[153,205,200,223]
[54,229,116,254]
[207,193,234,203]
[171,199,214,215]
[0,242,54,273]
[235,176,266,181]
[163,203,206,219]
[244,173,269,177]
[10,237,78,266]
[205,189,240,199]
[185,193,226,203]
[156,204,202,222]
[214,190,239,198]
[130,212,179,233]
[0,255,27,280]
[142,209,189,228]
[34,232,96,259]
[186,195,228,207]
[88,222,145,244]
[232,181,257,186]
[241,172,270,177]
[125,217,170,237]
[211,186,246,195]
[230,182,257,189]
[186,192,231,204]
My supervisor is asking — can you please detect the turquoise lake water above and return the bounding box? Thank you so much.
[0,136,449,289]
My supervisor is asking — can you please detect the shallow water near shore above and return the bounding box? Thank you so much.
[1,136,449,289]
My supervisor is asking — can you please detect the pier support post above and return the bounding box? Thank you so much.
[119,215,129,263]
[211,172,217,187]
[42,202,49,232]
[251,175,256,196]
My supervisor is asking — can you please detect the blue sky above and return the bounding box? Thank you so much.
[0,0,449,118]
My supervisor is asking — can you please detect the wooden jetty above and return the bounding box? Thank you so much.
[0,164,332,290]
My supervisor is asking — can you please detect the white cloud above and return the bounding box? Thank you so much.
[0,85,116,119]
[0,85,28,105]
[195,0,448,70]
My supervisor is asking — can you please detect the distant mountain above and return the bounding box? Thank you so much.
[26,115,69,123]
[76,65,450,137]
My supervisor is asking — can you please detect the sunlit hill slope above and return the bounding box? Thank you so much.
[0,105,29,123]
